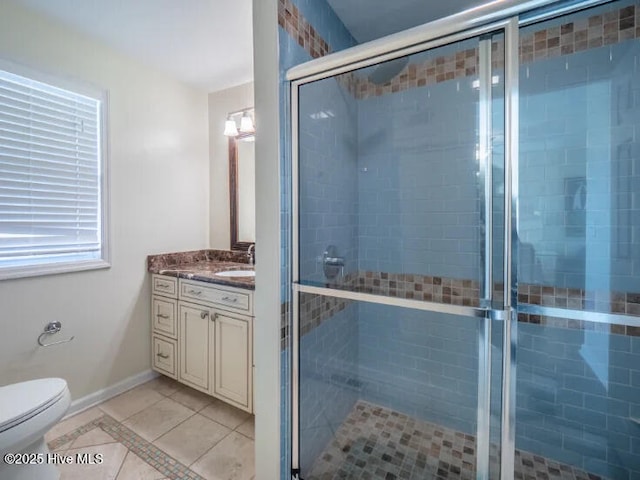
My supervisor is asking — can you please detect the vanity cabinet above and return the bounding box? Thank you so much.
[151,273,254,413]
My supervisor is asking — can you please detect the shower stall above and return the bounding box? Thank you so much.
[286,1,640,479]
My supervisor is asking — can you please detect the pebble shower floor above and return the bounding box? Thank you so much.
[307,401,606,480]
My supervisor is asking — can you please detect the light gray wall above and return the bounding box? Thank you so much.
[0,1,209,400]
[208,82,254,250]
[252,0,282,478]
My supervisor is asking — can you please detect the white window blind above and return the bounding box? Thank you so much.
[0,66,108,278]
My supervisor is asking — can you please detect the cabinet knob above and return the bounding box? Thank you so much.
[200,311,209,319]
[156,352,169,359]
[212,313,219,322]
[156,313,170,319]
[222,296,238,303]
[189,289,203,296]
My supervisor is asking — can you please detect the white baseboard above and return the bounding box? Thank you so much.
[65,369,159,418]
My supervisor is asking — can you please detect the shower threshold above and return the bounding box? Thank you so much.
[306,400,607,480]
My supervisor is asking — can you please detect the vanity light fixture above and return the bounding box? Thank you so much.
[240,111,255,134]
[224,116,239,137]
[223,108,255,138]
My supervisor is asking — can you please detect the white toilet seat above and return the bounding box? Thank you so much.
[0,378,68,433]
[0,378,71,457]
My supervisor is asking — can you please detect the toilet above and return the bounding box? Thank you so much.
[0,378,71,480]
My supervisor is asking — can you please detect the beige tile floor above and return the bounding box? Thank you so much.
[45,376,255,480]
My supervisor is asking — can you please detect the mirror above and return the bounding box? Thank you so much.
[229,134,255,250]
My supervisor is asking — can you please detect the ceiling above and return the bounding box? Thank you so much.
[14,0,253,93]
[327,0,492,43]
[13,0,493,93]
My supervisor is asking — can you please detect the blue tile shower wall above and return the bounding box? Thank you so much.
[279,27,308,304]
[278,27,309,478]
[357,303,480,435]
[299,302,359,473]
[356,74,483,280]
[519,40,640,292]
[279,2,357,477]
[517,324,640,479]
[354,65,484,438]
[279,0,357,298]
[299,78,358,284]
[296,72,359,470]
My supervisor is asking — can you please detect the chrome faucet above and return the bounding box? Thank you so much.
[247,244,255,266]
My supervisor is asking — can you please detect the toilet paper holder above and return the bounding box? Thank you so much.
[37,321,75,347]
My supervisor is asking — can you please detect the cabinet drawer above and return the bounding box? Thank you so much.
[180,280,251,314]
[152,274,177,298]
[152,296,177,338]
[153,335,177,378]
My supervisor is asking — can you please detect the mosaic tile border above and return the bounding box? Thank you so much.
[294,271,640,339]
[354,3,639,99]
[279,0,639,99]
[517,285,640,336]
[47,413,206,480]
[278,0,331,59]
[299,291,352,336]
[353,47,481,100]
[520,3,639,63]
[47,416,105,451]
[352,271,481,307]
[308,400,608,480]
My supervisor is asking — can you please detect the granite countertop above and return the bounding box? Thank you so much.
[147,249,255,290]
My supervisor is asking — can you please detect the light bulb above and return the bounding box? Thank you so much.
[223,118,238,136]
[240,112,255,133]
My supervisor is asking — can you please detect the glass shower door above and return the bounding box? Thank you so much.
[292,25,508,480]
[514,2,640,479]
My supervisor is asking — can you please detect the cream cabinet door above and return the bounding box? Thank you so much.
[179,303,210,392]
[212,311,252,412]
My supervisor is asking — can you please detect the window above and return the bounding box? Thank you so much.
[0,62,109,280]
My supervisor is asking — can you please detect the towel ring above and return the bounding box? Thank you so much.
[37,321,75,347]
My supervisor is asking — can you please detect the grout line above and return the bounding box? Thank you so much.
[235,431,254,441]
[101,392,166,424]
[187,427,233,469]
[112,449,129,480]
[188,445,215,468]
[119,394,199,443]
[185,412,253,468]
[151,408,198,443]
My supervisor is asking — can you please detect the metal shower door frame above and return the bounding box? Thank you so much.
[289,17,516,480]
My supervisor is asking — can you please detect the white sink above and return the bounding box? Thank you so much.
[215,270,255,278]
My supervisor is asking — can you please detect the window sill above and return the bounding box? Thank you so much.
[0,259,111,281]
